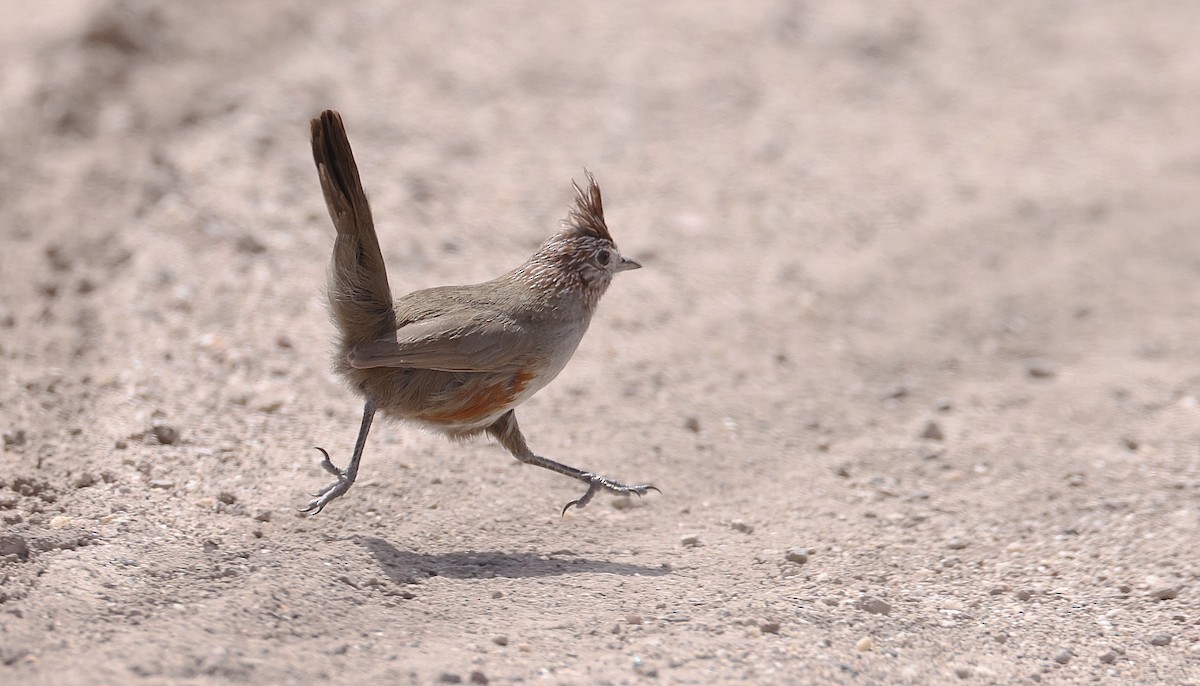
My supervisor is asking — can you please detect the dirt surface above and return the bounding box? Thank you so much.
[2,1,1200,683]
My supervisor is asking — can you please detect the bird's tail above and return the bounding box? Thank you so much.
[311,110,396,350]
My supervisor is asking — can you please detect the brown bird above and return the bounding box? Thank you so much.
[302,110,657,515]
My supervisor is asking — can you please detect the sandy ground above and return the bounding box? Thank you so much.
[2,1,1200,683]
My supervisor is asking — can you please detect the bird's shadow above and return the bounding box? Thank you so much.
[358,536,671,583]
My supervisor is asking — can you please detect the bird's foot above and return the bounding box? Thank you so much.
[299,447,355,515]
[561,474,660,516]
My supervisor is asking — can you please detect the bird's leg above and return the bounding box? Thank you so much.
[300,398,377,515]
[486,410,659,515]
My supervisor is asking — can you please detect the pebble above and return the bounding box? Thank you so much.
[469,671,488,685]
[1149,634,1172,647]
[935,397,953,412]
[1148,585,1180,600]
[148,479,176,489]
[0,534,30,560]
[680,534,701,547]
[491,636,508,646]
[920,421,944,441]
[955,667,971,679]
[946,538,969,550]
[683,416,701,432]
[785,547,809,564]
[759,621,781,634]
[855,637,874,652]
[730,519,754,534]
[1098,651,1116,664]
[625,615,643,625]
[1053,650,1072,665]
[73,472,97,489]
[857,597,892,616]
[1016,590,1033,601]
[3,429,27,448]
[1025,358,1058,378]
[437,673,462,684]
[152,424,180,445]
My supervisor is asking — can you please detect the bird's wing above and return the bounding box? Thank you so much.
[347,314,531,372]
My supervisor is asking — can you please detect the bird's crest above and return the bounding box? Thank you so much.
[562,171,612,242]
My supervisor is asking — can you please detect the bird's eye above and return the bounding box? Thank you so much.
[596,249,611,265]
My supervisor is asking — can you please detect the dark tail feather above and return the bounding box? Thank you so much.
[311,110,396,348]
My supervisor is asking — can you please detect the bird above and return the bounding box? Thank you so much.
[301,110,658,516]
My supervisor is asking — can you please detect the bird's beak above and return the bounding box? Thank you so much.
[616,257,642,272]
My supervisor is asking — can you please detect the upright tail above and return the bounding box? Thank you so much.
[311,110,396,351]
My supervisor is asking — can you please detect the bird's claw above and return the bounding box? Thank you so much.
[299,447,352,515]
[314,446,341,476]
[561,474,659,516]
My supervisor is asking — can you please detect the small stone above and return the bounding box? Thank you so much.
[152,424,180,445]
[834,463,851,478]
[855,637,874,652]
[1098,652,1116,664]
[760,621,781,634]
[254,510,272,523]
[625,615,643,625]
[491,635,508,646]
[217,492,237,505]
[1149,585,1180,600]
[920,421,944,441]
[235,234,267,254]
[989,585,1009,595]
[491,591,503,599]
[683,416,701,432]
[3,429,27,448]
[469,672,488,685]
[785,547,809,564]
[74,472,97,488]
[1016,590,1033,601]
[49,515,71,529]
[148,479,176,489]
[1120,434,1139,451]
[680,534,701,547]
[993,633,1008,644]
[437,673,462,684]
[935,397,953,412]
[730,519,754,534]
[955,667,971,679]
[857,597,892,615]
[1025,358,1058,378]
[1053,650,1072,665]
[1149,634,1172,647]
[946,538,969,550]
[0,534,30,560]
